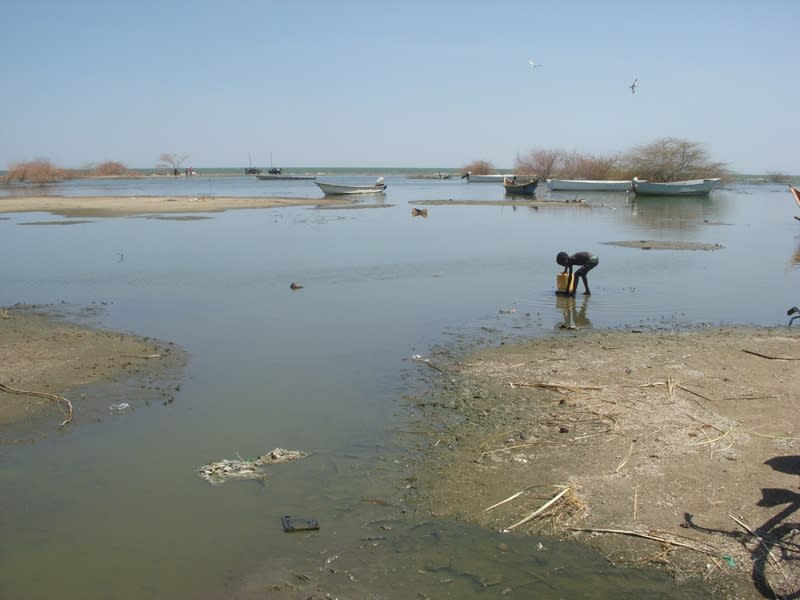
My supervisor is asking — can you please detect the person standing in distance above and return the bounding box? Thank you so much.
[556,251,599,295]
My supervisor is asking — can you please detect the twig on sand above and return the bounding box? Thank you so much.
[472,489,528,517]
[566,526,718,556]
[616,441,636,472]
[639,380,713,404]
[509,382,602,394]
[503,487,572,532]
[741,349,800,361]
[120,353,163,359]
[0,383,73,428]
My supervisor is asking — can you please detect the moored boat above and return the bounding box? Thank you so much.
[503,176,539,196]
[315,177,387,196]
[255,173,316,180]
[461,172,513,183]
[632,177,721,196]
[546,179,632,192]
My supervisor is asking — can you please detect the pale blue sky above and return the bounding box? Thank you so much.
[2,0,798,173]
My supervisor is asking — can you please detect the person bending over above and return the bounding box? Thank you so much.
[556,251,599,295]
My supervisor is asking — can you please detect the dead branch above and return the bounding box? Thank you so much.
[566,526,718,556]
[742,349,800,361]
[509,382,603,393]
[0,382,73,428]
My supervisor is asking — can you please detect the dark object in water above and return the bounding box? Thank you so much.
[289,282,303,290]
[282,515,319,532]
[788,306,800,326]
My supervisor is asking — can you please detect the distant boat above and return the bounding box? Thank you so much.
[546,179,633,192]
[632,177,721,196]
[503,176,539,196]
[255,172,316,180]
[316,177,387,196]
[244,153,261,175]
[460,172,513,183]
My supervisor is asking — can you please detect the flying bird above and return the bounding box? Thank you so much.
[629,77,638,94]
[528,58,542,69]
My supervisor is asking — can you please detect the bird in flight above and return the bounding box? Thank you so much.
[529,58,542,69]
[629,77,638,94]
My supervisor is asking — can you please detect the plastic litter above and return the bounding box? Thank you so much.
[282,515,319,532]
[109,402,130,412]
[197,448,308,486]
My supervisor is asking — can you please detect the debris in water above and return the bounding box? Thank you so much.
[197,448,309,486]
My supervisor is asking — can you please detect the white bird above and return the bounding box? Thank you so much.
[528,58,542,69]
[629,77,638,94]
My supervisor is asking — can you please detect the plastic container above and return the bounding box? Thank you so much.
[556,272,574,294]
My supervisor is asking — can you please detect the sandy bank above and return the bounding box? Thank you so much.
[0,195,355,217]
[412,325,800,598]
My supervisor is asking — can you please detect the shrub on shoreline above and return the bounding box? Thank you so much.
[2,159,67,184]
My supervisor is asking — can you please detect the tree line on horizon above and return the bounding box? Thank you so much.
[1,152,192,184]
[0,140,791,184]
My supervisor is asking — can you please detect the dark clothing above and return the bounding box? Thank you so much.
[556,251,598,295]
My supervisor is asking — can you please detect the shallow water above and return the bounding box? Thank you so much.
[1,176,798,598]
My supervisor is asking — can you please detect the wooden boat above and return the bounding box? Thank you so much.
[546,178,632,192]
[632,177,721,196]
[460,172,513,183]
[503,176,539,196]
[315,177,387,196]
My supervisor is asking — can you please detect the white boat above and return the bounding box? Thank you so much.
[461,172,513,183]
[255,173,316,180]
[632,177,721,196]
[315,177,387,196]
[546,179,632,192]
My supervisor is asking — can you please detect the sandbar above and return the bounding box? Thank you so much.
[0,195,355,217]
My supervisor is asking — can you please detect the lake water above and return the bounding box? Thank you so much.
[1,175,798,599]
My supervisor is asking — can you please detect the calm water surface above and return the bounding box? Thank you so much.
[1,176,798,599]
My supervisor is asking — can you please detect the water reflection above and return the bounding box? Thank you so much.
[626,194,722,230]
[556,295,592,329]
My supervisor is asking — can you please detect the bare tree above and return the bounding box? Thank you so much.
[623,138,727,182]
[515,150,562,179]
[157,153,190,175]
[461,160,495,175]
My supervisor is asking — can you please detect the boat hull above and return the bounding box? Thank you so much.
[546,179,632,192]
[503,177,539,196]
[255,174,316,180]
[463,173,513,183]
[632,178,721,196]
[315,182,387,196]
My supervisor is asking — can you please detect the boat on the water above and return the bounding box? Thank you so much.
[255,172,316,180]
[503,176,539,196]
[315,177,387,196]
[632,177,721,196]
[546,178,632,192]
[461,172,513,183]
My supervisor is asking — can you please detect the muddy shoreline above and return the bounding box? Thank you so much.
[410,325,800,599]
[4,300,800,597]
